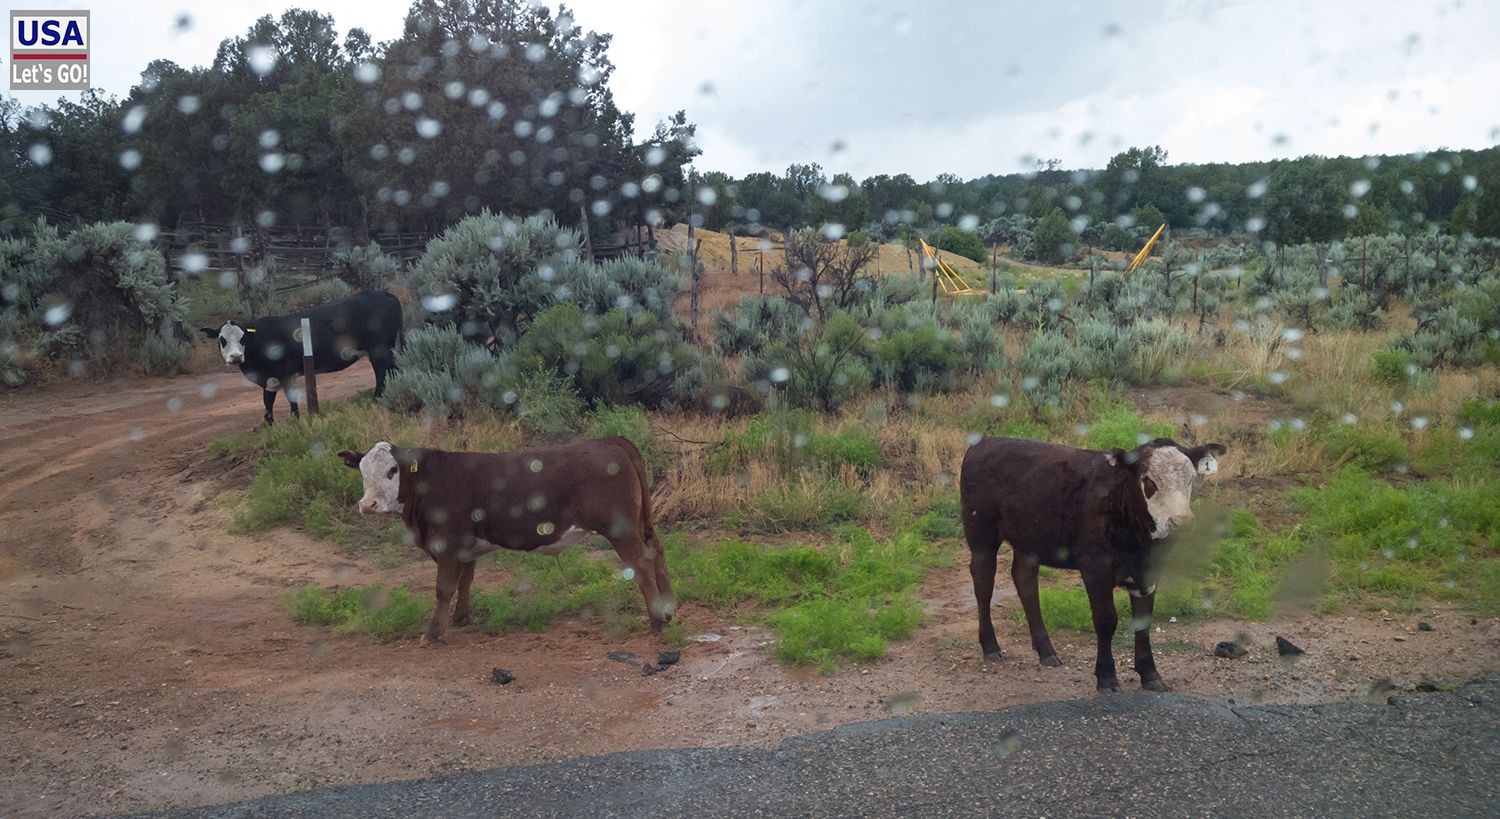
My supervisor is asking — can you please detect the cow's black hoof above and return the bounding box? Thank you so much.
[1097,677,1121,692]
[1040,654,1062,668]
[1141,678,1171,693]
[983,650,1003,663]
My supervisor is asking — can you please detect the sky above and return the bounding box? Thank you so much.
[6,0,1498,179]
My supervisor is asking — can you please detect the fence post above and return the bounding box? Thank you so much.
[300,317,320,416]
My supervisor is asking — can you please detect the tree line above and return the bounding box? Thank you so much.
[0,0,1495,249]
[0,1,698,237]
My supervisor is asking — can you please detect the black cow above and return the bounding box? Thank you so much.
[960,436,1226,692]
[202,290,402,424]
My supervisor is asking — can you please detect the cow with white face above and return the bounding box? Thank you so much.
[352,442,402,515]
[338,436,676,644]
[202,290,402,426]
[960,436,1227,692]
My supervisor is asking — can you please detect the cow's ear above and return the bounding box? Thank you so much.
[200,327,221,339]
[1105,448,1128,467]
[337,450,363,469]
[1205,443,1228,457]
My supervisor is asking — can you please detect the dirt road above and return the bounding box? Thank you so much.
[2,370,1497,817]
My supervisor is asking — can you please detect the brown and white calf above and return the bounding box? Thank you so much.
[959,436,1226,692]
[339,436,675,643]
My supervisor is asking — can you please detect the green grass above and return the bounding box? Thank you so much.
[471,547,643,636]
[286,585,431,640]
[715,409,882,476]
[750,479,868,532]
[1082,401,1173,451]
[1320,424,1408,470]
[1288,467,1500,614]
[667,526,945,672]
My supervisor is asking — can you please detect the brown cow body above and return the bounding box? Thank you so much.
[960,436,1225,692]
[340,436,674,643]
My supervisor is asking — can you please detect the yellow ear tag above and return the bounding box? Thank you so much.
[244,328,256,333]
[410,463,418,473]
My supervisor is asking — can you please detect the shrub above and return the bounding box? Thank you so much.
[1014,331,1075,398]
[955,309,1005,377]
[1075,319,1133,382]
[1030,207,1076,264]
[513,366,584,440]
[1128,319,1192,385]
[931,225,988,264]
[138,335,190,376]
[331,242,397,292]
[872,322,960,394]
[513,303,697,408]
[1370,348,1411,385]
[713,296,808,358]
[1326,286,1382,331]
[403,210,580,342]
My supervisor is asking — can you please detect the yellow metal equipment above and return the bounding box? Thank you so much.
[918,238,978,295]
[1125,223,1166,274]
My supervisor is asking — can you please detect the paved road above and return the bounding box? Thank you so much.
[154,676,1499,818]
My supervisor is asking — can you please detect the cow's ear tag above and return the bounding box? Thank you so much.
[1199,455,1218,475]
[244,328,256,333]
[410,463,418,473]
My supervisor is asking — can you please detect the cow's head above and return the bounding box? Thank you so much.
[1113,438,1227,541]
[201,321,251,366]
[339,442,403,514]
[1105,438,1228,594]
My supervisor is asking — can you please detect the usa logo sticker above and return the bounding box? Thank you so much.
[10,10,90,91]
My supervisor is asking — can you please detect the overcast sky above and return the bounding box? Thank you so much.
[7,0,1497,178]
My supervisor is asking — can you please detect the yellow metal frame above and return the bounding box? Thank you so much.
[1125,223,1166,274]
[918,238,978,295]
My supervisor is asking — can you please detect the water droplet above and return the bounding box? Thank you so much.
[180,251,208,273]
[416,117,442,139]
[1457,427,1474,441]
[28,144,52,166]
[177,95,200,115]
[119,149,141,170]
[259,153,285,173]
[770,367,790,383]
[421,293,457,313]
[43,303,73,326]
[989,394,1009,408]
[246,44,278,77]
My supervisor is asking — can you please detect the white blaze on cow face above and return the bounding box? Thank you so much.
[1141,447,1196,540]
[355,442,403,515]
[215,322,247,365]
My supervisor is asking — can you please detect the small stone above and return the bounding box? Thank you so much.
[1417,622,1433,632]
[488,668,514,685]
[1275,636,1304,656]
[1214,641,1248,659]
[656,650,681,667]
[1393,636,1407,642]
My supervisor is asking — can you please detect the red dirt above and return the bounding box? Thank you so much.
[2,371,1497,816]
